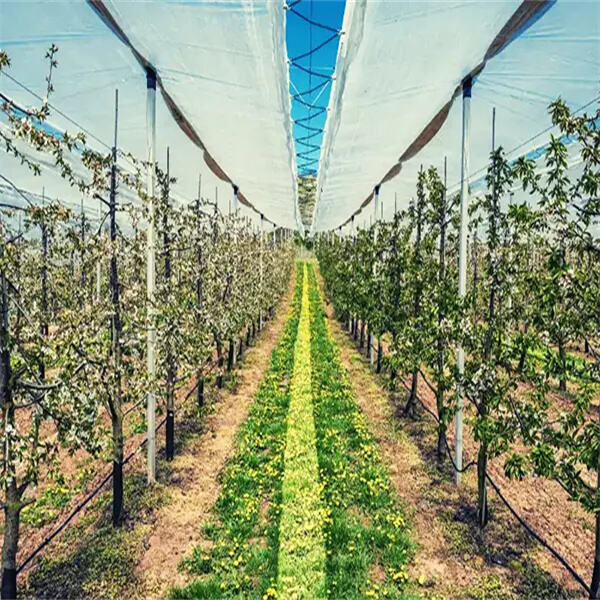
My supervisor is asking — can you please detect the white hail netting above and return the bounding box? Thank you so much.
[313,0,600,233]
[0,0,300,230]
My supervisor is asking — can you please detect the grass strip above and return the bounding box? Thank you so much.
[171,264,304,600]
[306,264,415,600]
[277,264,327,600]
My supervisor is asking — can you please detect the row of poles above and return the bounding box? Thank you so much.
[143,68,271,483]
[330,75,474,487]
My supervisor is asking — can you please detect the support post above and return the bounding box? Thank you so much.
[232,184,239,366]
[96,198,102,303]
[373,185,379,226]
[164,147,175,462]
[146,67,157,484]
[455,75,472,485]
[373,185,381,367]
[259,213,264,329]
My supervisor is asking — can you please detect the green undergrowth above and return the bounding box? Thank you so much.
[22,362,237,599]
[277,266,327,599]
[171,265,304,600]
[21,465,95,528]
[24,470,169,600]
[307,265,415,600]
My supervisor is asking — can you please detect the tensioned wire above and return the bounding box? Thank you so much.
[286,0,342,176]
[330,92,600,231]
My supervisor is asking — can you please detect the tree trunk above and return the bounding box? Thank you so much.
[359,321,365,349]
[112,412,124,526]
[405,187,424,419]
[367,330,372,359]
[590,466,600,599]
[216,340,223,389]
[376,340,382,374]
[1,481,20,600]
[404,370,418,417]
[477,442,489,529]
[436,422,447,464]
[196,377,204,409]
[517,321,529,372]
[1,264,19,600]
[109,141,124,522]
[227,339,234,371]
[558,338,567,392]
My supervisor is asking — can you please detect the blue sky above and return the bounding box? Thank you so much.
[286,0,346,176]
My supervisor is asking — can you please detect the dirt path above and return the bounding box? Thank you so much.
[136,277,296,599]
[323,299,588,599]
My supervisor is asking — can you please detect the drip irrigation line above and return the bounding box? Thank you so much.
[345,321,589,595]
[15,309,274,576]
[14,341,237,575]
[486,474,590,595]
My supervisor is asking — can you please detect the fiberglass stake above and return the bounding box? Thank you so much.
[455,74,472,486]
[259,213,264,329]
[146,66,157,484]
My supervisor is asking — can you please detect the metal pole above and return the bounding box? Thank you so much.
[455,75,472,485]
[373,185,380,227]
[233,184,239,214]
[96,197,102,303]
[145,67,157,484]
[259,213,264,329]
[371,185,381,366]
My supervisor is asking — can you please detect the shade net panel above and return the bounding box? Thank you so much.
[0,0,301,229]
[313,0,599,233]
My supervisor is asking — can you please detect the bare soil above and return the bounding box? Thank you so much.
[15,276,295,598]
[136,278,295,598]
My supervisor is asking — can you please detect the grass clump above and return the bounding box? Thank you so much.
[172,265,304,599]
[307,265,413,599]
[277,265,327,600]
[25,471,168,600]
